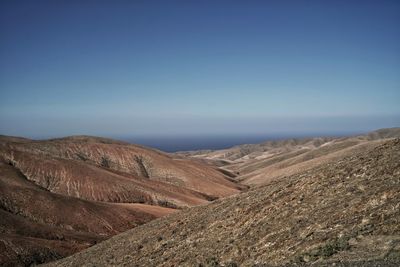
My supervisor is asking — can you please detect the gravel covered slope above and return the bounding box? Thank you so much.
[47,139,400,267]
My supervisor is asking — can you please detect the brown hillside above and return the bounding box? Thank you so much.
[0,161,176,266]
[0,136,241,206]
[182,128,400,186]
[47,139,400,266]
[0,135,240,266]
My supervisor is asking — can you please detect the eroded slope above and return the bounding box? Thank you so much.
[0,136,242,207]
[0,161,176,266]
[181,128,400,186]
[0,135,241,266]
[48,139,400,266]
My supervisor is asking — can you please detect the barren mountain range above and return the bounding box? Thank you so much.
[0,128,399,266]
[178,128,400,186]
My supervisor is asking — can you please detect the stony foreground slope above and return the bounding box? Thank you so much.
[0,136,241,266]
[48,139,400,266]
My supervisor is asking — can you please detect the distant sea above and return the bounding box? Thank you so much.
[119,132,354,152]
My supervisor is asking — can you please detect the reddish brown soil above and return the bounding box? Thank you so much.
[47,139,400,267]
[0,135,241,266]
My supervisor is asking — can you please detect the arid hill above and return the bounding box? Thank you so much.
[179,128,400,186]
[46,138,400,267]
[1,136,242,205]
[0,160,175,266]
[1,129,399,266]
[0,136,241,266]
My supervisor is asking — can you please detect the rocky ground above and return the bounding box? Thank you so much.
[46,138,400,267]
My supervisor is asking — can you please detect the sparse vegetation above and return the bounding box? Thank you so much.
[134,194,148,204]
[157,200,178,209]
[296,236,351,263]
[76,152,88,161]
[225,262,239,267]
[100,155,111,168]
[205,257,221,267]
[134,155,151,178]
[199,193,219,201]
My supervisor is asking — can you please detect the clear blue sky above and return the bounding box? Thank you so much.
[1,0,399,138]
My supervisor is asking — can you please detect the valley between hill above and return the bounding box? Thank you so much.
[46,136,400,266]
[1,128,399,266]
